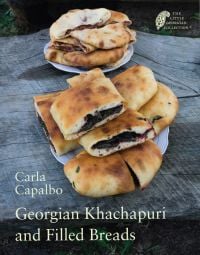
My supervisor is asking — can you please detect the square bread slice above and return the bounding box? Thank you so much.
[34,92,79,156]
[139,82,179,135]
[50,77,126,140]
[67,68,105,88]
[120,140,162,189]
[112,65,158,110]
[79,109,155,157]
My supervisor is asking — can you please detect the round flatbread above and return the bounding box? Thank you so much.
[64,151,135,197]
[139,82,179,134]
[107,10,132,25]
[45,47,72,66]
[50,8,111,40]
[70,23,133,49]
[45,46,127,68]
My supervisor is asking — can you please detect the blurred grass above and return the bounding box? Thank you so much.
[156,28,174,36]
[0,0,14,35]
[0,0,25,36]
[191,12,200,20]
[51,226,136,255]
[50,226,164,255]
[0,0,199,37]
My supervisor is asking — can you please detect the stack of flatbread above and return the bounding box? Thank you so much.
[45,8,136,68]
[34,65,179,197]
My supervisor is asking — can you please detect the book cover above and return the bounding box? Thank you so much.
[0,0,199,254]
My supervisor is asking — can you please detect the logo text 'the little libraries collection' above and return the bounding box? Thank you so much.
[155,11,191,31]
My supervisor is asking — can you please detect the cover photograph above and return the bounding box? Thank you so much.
[0,0,199,254]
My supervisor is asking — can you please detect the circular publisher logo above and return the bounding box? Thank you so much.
[155,11,171,30]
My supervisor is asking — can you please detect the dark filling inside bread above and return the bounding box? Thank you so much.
[65,24,101,35]
[125,162,140,188]
[79,104,123,132]
[92,129,153,150]
[53,43,82,52]
[36,113,56,153]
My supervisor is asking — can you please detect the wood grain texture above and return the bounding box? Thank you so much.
[0,29,200,223]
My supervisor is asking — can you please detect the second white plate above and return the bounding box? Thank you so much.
[44,42,134,73]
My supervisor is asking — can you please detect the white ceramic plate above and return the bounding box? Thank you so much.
[51,127,169,165]
[44,42,134,73]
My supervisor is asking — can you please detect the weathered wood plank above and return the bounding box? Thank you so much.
[0,30,199,98]
[0,96,199,221]
[0,29,200,223]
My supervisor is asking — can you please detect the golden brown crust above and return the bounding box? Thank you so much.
[67,68,105,88]
[79,109,155,157]
[45,48,72,66]
[50,8,111,40]
[64,151,135,197]
[139,82,179,134]
[125,28,136,43]
[107,10,132,25]
[63,46,127,67]
[50,77,126,140]
[33,92,79,156]
[70,23,132,49]
[112,65,158,110]
[45,46,127,68]
[34,91,61,102]
[120,140,162,189]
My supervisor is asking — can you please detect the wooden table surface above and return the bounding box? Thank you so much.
[0,29,200,225]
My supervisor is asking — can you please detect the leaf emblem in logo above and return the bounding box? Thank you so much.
[155,11,170,30]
